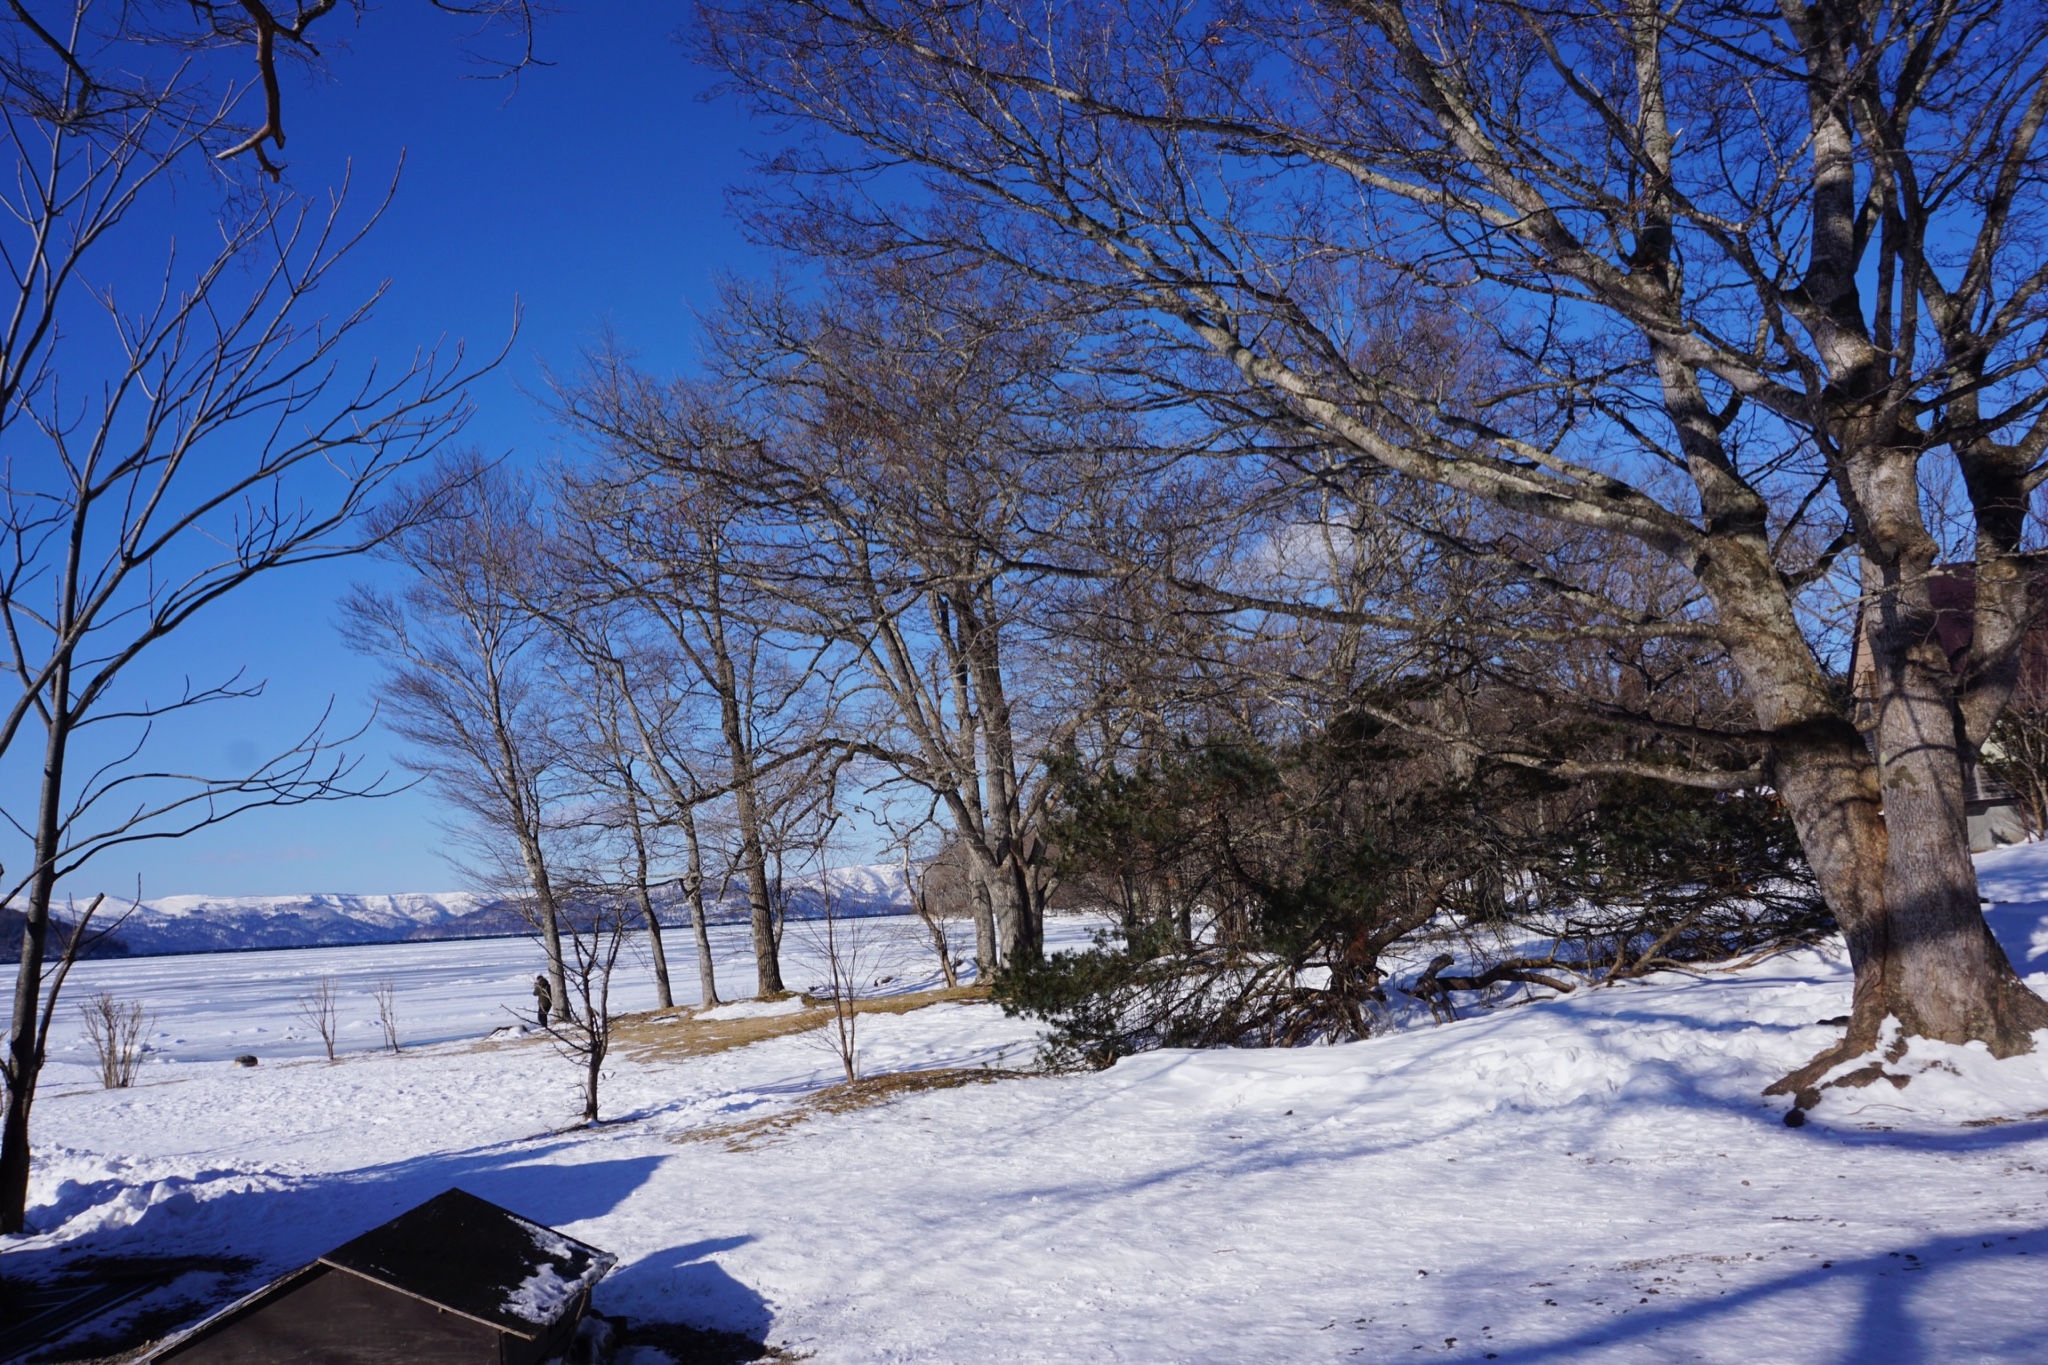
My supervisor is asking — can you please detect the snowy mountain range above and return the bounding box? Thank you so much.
[3,863,913,960]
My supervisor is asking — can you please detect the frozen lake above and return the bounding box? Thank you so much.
[39,913,1100,1072]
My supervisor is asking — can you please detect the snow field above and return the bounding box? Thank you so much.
[9,854,2048,1362]
[34,907,1046,1074]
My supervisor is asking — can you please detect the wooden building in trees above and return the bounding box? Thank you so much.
[1850,566,2048,851]
[148,1188,614,1364]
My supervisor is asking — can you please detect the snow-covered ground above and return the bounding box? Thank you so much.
[35,909,1039,1070]
[11,858,2048,1362]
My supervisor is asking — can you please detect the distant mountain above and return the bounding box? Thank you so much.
[0,906,130,961]
[0,863,912,959]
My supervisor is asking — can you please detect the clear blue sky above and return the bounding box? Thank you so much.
[59,4,783,899]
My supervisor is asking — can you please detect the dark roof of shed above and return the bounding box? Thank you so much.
[316,1187,615,1339]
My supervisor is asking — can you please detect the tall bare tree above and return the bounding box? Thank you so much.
[341,459,575,1020]
[0,7,490,1230]
[526,585,736,1010]
[682,269,1146,969]
[552,430,840,998]
[550,646,681,1008]
[701,0,2048,1105]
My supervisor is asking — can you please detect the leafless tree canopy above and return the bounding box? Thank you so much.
[692,0,2048,1104]
[343,459,579,1020]
[0,1,504,1231]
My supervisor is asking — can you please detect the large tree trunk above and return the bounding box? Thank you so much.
[1654,332,2048,1108]
[1744,525,2048,1109]
[732,784,782,997]
[518,838,573,1023]
[1764,636,2048,1110]
[625,796,674,1009]
[0,706,68,1234]
[1853,505,2048,1051]
[679,805,722,1009]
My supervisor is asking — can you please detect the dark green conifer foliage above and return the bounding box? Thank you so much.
[1003,734,1828,1069]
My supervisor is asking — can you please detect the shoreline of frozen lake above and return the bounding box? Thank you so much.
[37,914,1106,1074]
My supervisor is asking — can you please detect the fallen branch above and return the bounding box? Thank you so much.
[1410,953,1580,1020]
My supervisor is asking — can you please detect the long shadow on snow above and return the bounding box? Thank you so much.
[602,1235,776,1350]
[1457,1220,2048,1364]
[1,1136,773,1362]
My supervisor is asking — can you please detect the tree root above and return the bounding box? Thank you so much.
[1766,1034,1885,1119]
[1767,962,2048,1125]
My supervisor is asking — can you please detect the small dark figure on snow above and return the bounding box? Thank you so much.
[532,973,553,1028]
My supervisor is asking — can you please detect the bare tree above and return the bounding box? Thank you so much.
[372,980,402,1053]
[544,637,683,1008]
[569,267,1143,971]
[342,458,576,1022]
[536,897,632,1124]
[700,0,2048,1105]
[525,580,735,1009]
[295,977,340,1062]
[0,11,495,1231]
[806,880,873,1083]
[79,991,151,1090]
[551,431,844,998]
[795,806,894,1082]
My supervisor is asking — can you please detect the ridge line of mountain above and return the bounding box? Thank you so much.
[2,864,910,960]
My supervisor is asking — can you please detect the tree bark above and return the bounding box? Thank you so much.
[624,789,674,1009]
[0,698,69,1234]
[728,754,782,998]
[969,873,997,975]
[516,836,573,1024]
[679,804,722,1008]
[1850,461,2048,1045]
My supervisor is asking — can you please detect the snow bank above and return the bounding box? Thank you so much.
[694,998,809,1022]
[1975,838,2048,979]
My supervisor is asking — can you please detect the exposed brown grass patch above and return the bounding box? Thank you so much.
[677,1065,1031,1151]
[611,984,991,1064]
[1962,1107,2048,1128]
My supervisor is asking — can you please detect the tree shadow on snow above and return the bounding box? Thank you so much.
[0,1138,770,1362]
[602,1236,783,1363]
[1456,1221,2048,1365]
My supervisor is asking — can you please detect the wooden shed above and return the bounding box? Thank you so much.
[148,1188,615,1364]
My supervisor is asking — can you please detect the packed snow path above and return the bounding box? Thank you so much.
[12,858,2048,1362]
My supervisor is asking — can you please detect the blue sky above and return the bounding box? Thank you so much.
[54,5,783,899]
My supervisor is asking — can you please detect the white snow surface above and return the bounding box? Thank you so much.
[694,998,810,1022]
[504,1262,589,1326]
[12,852,2048,1362]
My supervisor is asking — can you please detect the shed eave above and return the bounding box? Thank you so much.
[145,1262,326,1361]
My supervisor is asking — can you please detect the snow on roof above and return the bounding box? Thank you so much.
[316,1187,616,1338]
